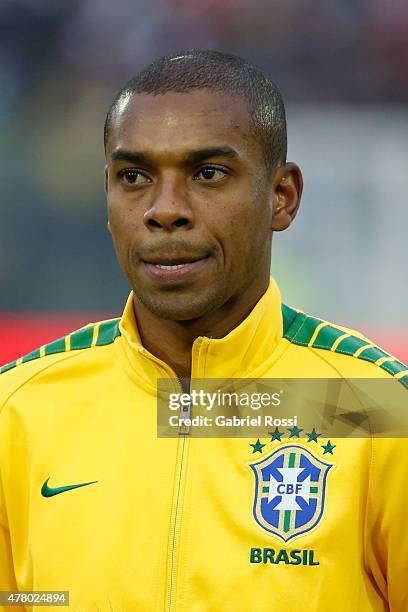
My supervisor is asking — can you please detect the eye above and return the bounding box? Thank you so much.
[119,169,151,185]
[194,166,228,182]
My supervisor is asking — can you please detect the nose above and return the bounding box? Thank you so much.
[143,177,193,232]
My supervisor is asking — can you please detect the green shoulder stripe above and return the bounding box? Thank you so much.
[0,319,121,375]
[282,304,408,389]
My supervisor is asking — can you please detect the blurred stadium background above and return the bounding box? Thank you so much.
[1,0,407,364]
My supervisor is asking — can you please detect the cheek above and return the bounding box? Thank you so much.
[107,201,139,263]
[222,198,269,244]
[216,198,271,273]
[108,196,141,239]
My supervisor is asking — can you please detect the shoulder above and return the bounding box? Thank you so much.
[0,317,121,410]
[281,303,408,386]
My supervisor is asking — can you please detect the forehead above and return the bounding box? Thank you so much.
[107,90,259,160]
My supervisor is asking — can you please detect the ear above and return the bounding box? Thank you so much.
[270,163,303,231]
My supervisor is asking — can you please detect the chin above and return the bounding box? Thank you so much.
[136,287,227,322]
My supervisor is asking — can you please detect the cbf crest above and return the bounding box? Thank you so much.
[249,445,332,542]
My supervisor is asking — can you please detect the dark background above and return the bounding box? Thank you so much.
[1,0,407,360]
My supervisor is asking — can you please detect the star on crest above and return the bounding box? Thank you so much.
[322,440,336,455]
[306,427,321,443]
[250,438,265,454]
[287,425,303,438]
[269,427,284,442]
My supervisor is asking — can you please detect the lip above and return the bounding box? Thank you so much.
[143,257,209,281]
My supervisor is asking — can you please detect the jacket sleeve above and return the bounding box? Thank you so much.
[365,438,408,611]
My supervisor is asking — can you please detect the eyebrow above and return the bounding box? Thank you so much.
[110,149,151,165]
[183,146,239,165]
[110,146,239,166]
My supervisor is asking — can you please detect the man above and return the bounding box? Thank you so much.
[1,50,407,611]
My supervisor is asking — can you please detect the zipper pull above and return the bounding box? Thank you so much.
[178,395,191,435]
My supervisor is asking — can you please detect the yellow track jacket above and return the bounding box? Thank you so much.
[1,278,408,611]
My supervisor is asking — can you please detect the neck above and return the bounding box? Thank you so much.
[133,273,270,379]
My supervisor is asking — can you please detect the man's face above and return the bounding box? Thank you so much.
[105,89,275,321]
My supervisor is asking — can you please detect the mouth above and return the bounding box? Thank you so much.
[155,263,194,270]
[142,255,210,281]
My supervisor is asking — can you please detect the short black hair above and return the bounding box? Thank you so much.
[104,49,287,172]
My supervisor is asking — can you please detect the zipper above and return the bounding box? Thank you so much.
[165,368,194,611]
[138,340,208,612]
[165,337,208,612]
[165,428,189,612]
